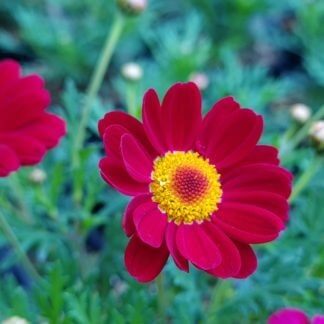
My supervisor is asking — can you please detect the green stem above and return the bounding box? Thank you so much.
[0,210,40,281]
[72,13,125,168]
[156,274,167,323]
[289,157,323,203]
[126,82,138,117]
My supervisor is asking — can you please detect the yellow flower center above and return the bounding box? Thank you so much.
[150,151,222,224]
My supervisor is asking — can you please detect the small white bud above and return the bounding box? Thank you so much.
[309,120,324,144]
[190,72,209,90]
[116,0,147,15]
[28,168,47,184]
[121,62,143,82]
[290,103,311,123]
[2,317,29,324]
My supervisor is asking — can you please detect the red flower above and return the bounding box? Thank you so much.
[0,60,66,177]
[99,82,292,282]
[268,308,324,324]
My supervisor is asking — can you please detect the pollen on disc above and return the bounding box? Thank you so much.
[150,151,222,224]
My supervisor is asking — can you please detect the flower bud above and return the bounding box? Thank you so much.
[28,168,47,184]
[309,120,324,149]
[116,0,147,16]
[290,103,311,124]
[190,72,209,90]
[2,317,29,324]
[121,62,143,82]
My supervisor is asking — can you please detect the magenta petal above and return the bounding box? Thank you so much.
[0,60,20,88]
[223,190,289,222]
[98,111,156,157]
[134,205,167,248]
[215,115,263,170]
[123,194,152,237]
[312,315,324,324]
[142,88,167,154]
[125,235,169,283]
[236,145,279,167]
[18,113,66,149]
[0,145,19,177]
[121,133,153,183]
[0,134,46,165]
[103,125,129,159]
[203,222,241,278]
[222,164,292,199]
[161,82,202,151]
[203,109,263,166]
[166,222,189,272]
[196,97,240,155]
[213,202,284,244]
[268,308,309,324]
[99,157,148,196]
[176,223,222,270]
[232,241,257,278]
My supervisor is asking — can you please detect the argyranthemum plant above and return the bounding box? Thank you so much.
[0,60,66,177]
[98,82,292,282]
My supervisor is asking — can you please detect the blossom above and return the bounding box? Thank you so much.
[268,308,324,324]
[99,82,292,282]
[0,60,66,177]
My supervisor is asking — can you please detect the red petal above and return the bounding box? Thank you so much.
[196,97,240,155]
[202,109,263,166]
[98,111,156,157]
[212,202,284,244]
[223,190,289,222]
[102,125,128,159]
[161,83,202,151]
[125,235,169,283]
[222,164,292,199]
[17,113,66,149]
[0,60,20,88]
[176,223,222,270]
[0,75,44,102]
[0,145,19,177]
[133,203,167,248]
[99,157,148,196]
[121,134,153,183]
[216,115,263,170]
[312,315,324,324]
[236,145,279,167]
[142,89,167,154]
[203,222,241,278]
[0,134,46,165]
[166,222,189,272]
[268,308,309,324]
[122,194,152,237]
[232,241,257,278]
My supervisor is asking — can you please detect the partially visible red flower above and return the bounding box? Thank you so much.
[0,60,66,177]
[268,308,324,324]
[98,82,292,282]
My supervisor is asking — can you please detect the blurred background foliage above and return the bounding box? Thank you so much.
[0,0,324,323]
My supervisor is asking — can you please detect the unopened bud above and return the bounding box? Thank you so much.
[190,72,209,90]
[309,120,324,149]
[2,317,29,324]
[116,0,147,16]
[29,168,47,184]
[290,103,311,123]
[121,62,143,82]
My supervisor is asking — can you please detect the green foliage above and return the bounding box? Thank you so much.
[0,0,324,323]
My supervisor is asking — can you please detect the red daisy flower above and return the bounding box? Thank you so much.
[0,60,66,177]
[268,308,324,324]
[98,82,292,282]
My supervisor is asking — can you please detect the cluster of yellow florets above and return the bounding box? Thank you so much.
[150,151,222,224]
